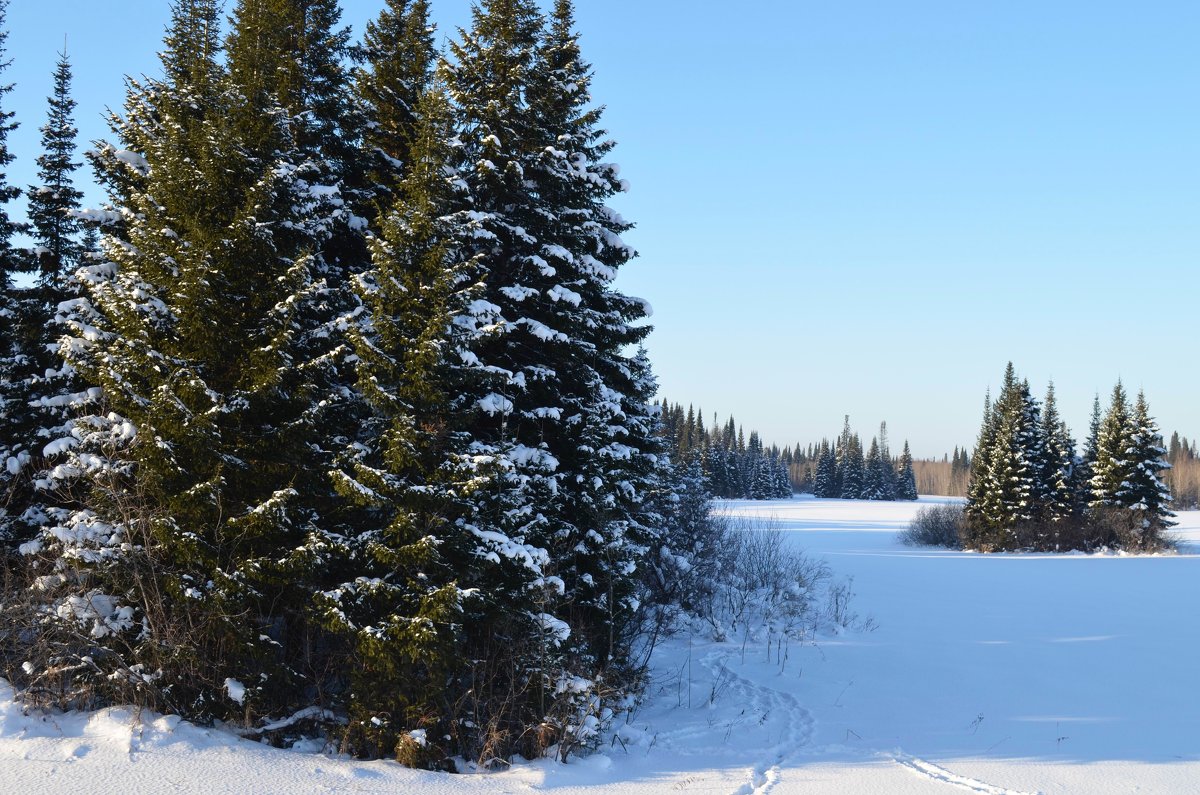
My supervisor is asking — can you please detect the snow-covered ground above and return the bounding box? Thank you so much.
[4,496,1200,794]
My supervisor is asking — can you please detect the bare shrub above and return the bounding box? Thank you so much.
[900,503,965,548]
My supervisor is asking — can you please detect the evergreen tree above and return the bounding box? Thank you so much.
[862,436,883,499]
[839,433,864,499]
[28,48,83,287]
[1117,390,1174,538]
[1038,382,1077,531]
[1089,381,1134,510]
[1078,393,1102,497]
[897,441,918,500]
[3,30,73,550]
[27,0,349,722]
[966,364,1044,549]
[321,81,496,763]
[355,0,436,218]
[813,441,837,498]
[444,0,663,759]
[877,421,896,499]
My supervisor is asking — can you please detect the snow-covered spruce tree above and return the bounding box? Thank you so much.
[445,0,662,761]
[965,364,1045,550]
[1088,381,1134,515]
[0,1,35,551]
[862,436,883,500]
[812,442,836,497]
[320,81,499,765]
[1113,390,1174,546]
[896,441,918,500]
[24,0,347,721]
[876,421,897,499]
[0,46,86,555]
[224,0,367,460]
[355,0,436,222]
[838,433,864,498]
[1038,382,1078,539]
[1078,393,1102,509]
[963,389,995,546]
[28,49,84,288]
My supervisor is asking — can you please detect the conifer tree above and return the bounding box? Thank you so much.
[443,0,663,759]
[0,0,34,548]
[839,434,864,499]
[356,0,436,218]
[28,48,83,287]
[813,442,837,497]
[322,81,494,763]
[862,436,883,499]
[1078,393,1102,502]
[877,421,897,499]
[1,44,85,551]
[1117,390,1174,538]
[966,364,1044,549]
[27,0,350,722]
[1038,382,1077,531]
[897,441,918,500]
[1089,381,1134,510]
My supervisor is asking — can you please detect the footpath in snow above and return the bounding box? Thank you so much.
[3,496,1200,794]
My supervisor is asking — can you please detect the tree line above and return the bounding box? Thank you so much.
[964,363,1173,552]
[0,0,717,769]
[786,418,918,501]
[658,402,792,500]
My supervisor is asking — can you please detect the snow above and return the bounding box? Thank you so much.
[224,679,246,706]
[5,497,1200,793]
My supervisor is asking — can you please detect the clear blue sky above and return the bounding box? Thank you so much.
[7,1,1199,458]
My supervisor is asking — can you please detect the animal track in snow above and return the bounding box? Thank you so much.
[702,652,815,795]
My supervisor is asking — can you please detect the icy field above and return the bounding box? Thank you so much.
[4,496,1200,794]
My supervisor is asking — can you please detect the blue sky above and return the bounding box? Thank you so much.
[6,1,1198,457]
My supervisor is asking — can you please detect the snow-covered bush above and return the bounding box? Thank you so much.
[901,503,966,548]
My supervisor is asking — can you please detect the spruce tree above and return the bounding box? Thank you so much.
[1117,390,1174,541]
[966,364,1044,549]
[897,441,918,500]
[0,0,34,549]
[813,442,837,497]
[1038,382,1077,532]
[356,0,436,219]
[1,44,85,551]
[862,436,883,499]
[322,81,494,763]
[444,0,663,759]
[1089,381,1134,510]
[839,433,865,499]
[1,23,65,554]
[28,49,83,287]
[1077,393,1102,506]
[28,0,349,722]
